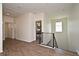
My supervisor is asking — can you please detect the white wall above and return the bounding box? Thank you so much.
[0,4,2,53]
[68,4,79,52]
[15,13,30,42]
[42,14,51,33]
[15,13,33,42]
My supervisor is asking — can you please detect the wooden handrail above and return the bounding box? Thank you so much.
[42,32,53,34]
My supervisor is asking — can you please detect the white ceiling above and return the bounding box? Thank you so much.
[3,3,73,17]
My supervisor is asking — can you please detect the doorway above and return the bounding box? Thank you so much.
[4,22,15,39]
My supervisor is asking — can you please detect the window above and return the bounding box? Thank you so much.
[56,21,62,32]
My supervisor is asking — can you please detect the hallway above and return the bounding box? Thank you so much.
[0,38,77,56]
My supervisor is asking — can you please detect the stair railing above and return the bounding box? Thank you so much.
[41,32,58,48]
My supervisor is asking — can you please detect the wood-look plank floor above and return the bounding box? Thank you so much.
[0,38,78,56]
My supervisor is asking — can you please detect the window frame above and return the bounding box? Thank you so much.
[55,21,62,32]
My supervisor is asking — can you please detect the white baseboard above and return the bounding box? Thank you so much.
[16,38,36,43]
[39,44,56,50]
